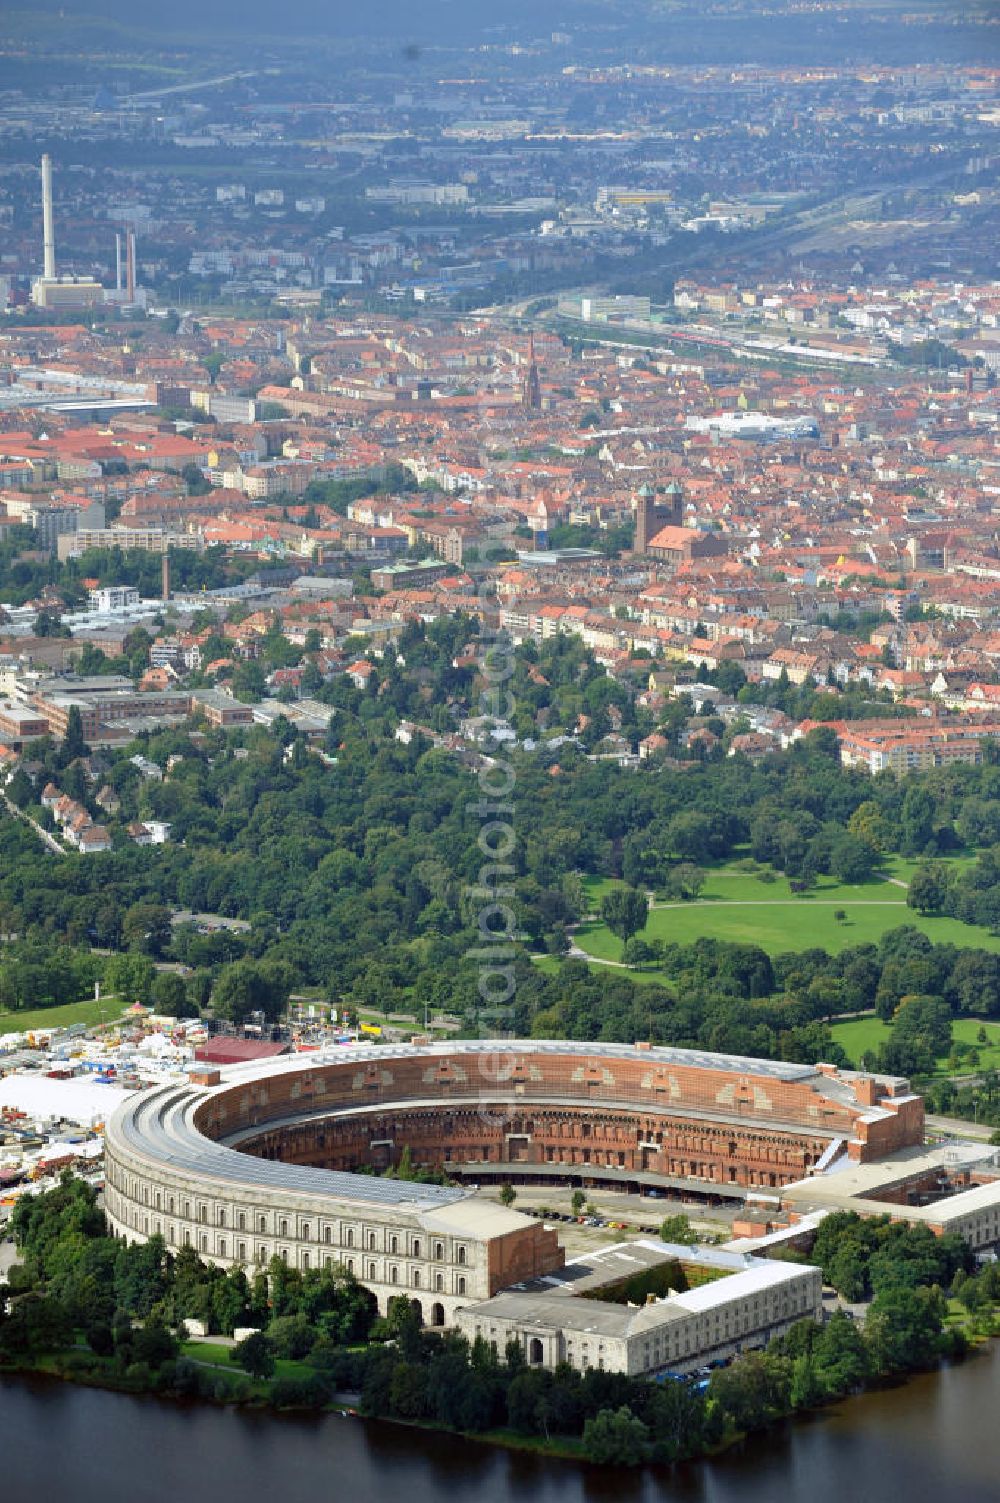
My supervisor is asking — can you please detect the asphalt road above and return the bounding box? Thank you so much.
[926,1114,996,1142]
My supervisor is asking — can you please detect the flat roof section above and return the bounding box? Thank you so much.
[779,1140,1000,1230]
[114,1086,467,1210]
[203,1036,841,1090]
[462,1238,816,1338]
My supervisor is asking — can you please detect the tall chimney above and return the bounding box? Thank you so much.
[126,228,136,302]
[161,553,171,602]
[41,154,55,280]
[115,231,123,293]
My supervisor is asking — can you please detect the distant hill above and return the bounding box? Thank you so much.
[10,0,999,65]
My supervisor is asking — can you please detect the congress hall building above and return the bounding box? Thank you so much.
[104,1038,924,1336]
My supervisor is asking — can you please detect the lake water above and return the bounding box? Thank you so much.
[3,1343,999,1503]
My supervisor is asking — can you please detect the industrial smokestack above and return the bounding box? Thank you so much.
[115,231,122,293]
[41,154,55,281]
[126,229,136,302]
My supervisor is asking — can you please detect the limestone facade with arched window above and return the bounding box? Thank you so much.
[104,1089,561,1328]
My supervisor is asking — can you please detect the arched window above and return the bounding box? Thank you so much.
[431,1302,445,1327]
[457,1276,466,1296]
[367,1231,376,1251]
[367,1261,376,1280]
[259,1215,267,1234]
[457,1246,467,1265]
[302,1251,310,1270]
[218,1208,226,1228]
[324,1226,332,1244]
[434,1241,444,1260]
[302,1223,310,1241]
[389,1235,398,1255]
[347,1258,355,1274]
[238,1212,246,1232]
[279,1218,289,1237]
[435,1273,444,1292]
[412,1239,421,1258]
[219,1239,227,1259]
[281,1248,289,1265]
[529,1338,543,1366]
[200,1234,207,1252]
[346,1228,355,1248]
[412,1270,421,1288]
[390,1265,398,1284]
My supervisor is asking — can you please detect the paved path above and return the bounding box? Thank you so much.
[567,943,629,967]
[0,1238,20,1284]
[647,898,907,911]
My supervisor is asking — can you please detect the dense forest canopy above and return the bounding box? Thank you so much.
[7,622,1000,1096]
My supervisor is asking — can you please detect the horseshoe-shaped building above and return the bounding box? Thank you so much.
[104,1039,922,1325]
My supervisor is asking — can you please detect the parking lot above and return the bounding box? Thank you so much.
[474,1183,739,1259]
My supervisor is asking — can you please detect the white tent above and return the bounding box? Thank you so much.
[0,1073,138,1128]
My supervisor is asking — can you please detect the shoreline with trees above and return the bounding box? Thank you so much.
[3,1176,1000,1470]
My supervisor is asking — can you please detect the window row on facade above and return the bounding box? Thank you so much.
[107,1178,475,1274]
[108,1192,473,1291]
[106,1178,471,1266]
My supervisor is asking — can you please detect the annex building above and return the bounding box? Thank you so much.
[456,1240,823,1378]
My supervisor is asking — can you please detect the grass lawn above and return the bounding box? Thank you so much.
[580,874,621,910]
[880,852,977,884]
[531,951,672,987]
[828,1016,892,1064]
[639,903,1000,958]
[0,997,129,1036]
[573,858,1000,963]
[948,1019,1000,1072]
[831,1016,1000,1074]
[182,1341,315,1384]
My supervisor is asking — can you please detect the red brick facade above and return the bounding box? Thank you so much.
[196,1046,923,1194]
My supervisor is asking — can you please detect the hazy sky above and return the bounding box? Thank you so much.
[23,0,582,39]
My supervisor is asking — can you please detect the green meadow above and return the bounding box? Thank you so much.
[574,861,1000,962]
[0,997,129,1036]
[831,1016,1000,1075]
